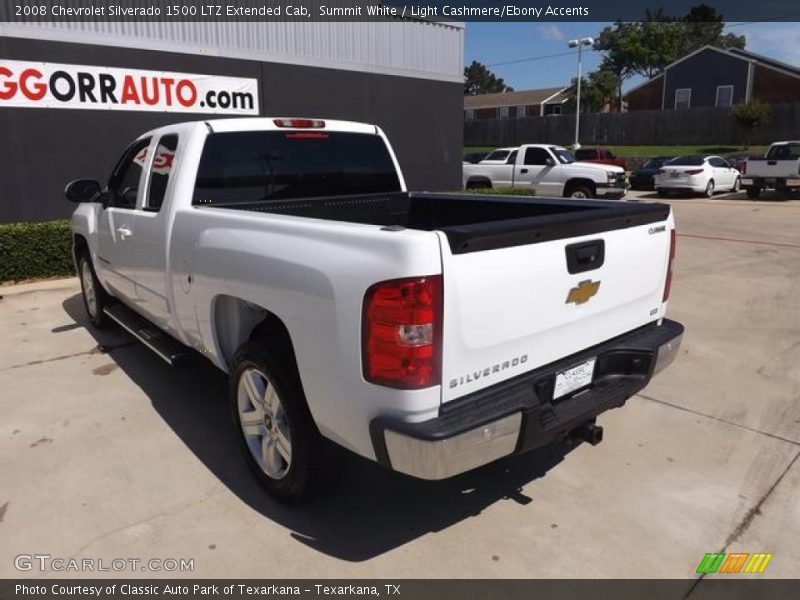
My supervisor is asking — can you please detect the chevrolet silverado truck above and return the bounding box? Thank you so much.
[741,141,800,199]
[463,144,627,199]
[68,118,682,500]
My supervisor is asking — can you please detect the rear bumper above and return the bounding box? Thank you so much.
[371,319,684,480]
[741,177,800,188]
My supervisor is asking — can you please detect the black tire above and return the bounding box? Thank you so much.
[732,177,741,193]
[564,184,593,199]
[466,179,491,190]
[77,252,112,329]
[656,188,669,197]
[745,186,761,200]
[704,179,715,198]
[229,339,326,502]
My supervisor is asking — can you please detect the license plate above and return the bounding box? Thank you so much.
[670,172,680,178]
[553,358,596,400]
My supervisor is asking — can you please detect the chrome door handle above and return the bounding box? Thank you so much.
[117,226,132,239]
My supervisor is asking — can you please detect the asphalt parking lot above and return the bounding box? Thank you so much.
[1,195,798,586]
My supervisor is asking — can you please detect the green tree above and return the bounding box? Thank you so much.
[565,69,620,113]
[732,100,771,145]
[463,61,514,95]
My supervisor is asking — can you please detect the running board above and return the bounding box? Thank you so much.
[103,304,192,367]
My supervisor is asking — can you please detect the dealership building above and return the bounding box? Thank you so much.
[0,17,464,222]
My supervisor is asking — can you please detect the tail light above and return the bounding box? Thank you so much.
[663,229,676,302]
[273,118,325,128]
[362,276,442,389]
[684,169,704,175]
[741,161,747,174]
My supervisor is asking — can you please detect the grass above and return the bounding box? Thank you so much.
[464,145,768,158]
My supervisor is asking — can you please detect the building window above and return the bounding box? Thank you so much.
[550,104,562,115]
[674,88,691,109]
[516,105,526,118]
[464,109,474,121]
[498,106,509,119]
[716,85,734,107]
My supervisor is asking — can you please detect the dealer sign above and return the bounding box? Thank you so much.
[0,59,259,115]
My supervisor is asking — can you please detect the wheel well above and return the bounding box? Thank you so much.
[564,178,596,195]
[466,177,492,189]
[73,234,88,264]
[211,295,298,373]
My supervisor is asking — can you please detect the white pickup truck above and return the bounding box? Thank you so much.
[68,118,682,500]
[741,141,800,199]
[463,144,628,199]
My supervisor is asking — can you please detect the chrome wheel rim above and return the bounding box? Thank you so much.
[570,190,588,199]
[237,367,292,480]
[733,177,741,192]
[706,181,714,197]
[81,260,98,319]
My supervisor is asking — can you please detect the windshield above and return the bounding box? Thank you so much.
[669,155,706,166]
[766,144,800,160]
[551,148,576,164]
[484,149,511,161]
[193,131,401,205]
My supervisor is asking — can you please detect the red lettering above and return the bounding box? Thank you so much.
[161,78,174,106]
[140,76,159,106]
[0,66,18,100]
[121,75,140,104]
[19,68,46,100]
[175,80,196,107]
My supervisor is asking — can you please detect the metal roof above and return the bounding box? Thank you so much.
[0,17,464,83]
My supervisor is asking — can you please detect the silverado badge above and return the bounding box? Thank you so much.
[566,280,601,305]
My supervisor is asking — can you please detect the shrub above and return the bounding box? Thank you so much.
[0,220,74,283]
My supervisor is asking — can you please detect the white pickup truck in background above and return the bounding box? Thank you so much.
[463,144,628,199]
[68,118,682,500]
[741,141,800,199]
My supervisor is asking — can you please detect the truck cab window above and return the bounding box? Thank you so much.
[524,148,550,165]
[107,138,151,209]
[146,135,178,212]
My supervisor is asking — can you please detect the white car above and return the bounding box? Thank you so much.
[654,155,741,198]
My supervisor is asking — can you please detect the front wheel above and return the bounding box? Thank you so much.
[565,185,593,199]
[704,179,715,198]
[230,340,325,501]
[77,253,111,329]
[732,177,741,193]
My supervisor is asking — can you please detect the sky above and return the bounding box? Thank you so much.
[464,21,800,92]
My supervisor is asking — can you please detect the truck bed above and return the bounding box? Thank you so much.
[202,192,670,254]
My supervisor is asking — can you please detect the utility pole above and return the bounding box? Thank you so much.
[568,37,594,150]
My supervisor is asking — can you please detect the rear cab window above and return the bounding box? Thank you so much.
[193,130,401,206]
[146,134,178,212]
[766,144,800,160]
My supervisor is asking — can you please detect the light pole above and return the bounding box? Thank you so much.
[568,37,594,150]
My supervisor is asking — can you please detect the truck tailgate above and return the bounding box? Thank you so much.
[747,159,799,178]
[437,204,673,403]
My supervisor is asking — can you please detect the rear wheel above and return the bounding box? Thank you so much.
[746,186,761,199]
[230,339,325,501]
[704,179,715,198]
[466,179,491,190]
[565,184,593,199]
[77,253,111,329]
[656,188,669,197]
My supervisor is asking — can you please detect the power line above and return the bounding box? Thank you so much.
[487,50,575,67]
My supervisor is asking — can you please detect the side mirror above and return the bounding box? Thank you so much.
[546,158,556,166]
[65,179,101,203]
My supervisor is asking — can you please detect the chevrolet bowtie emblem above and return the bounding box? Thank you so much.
[566,280,601,305]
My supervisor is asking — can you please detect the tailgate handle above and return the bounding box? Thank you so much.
[768,160,777,165]
[566,240,605,274]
